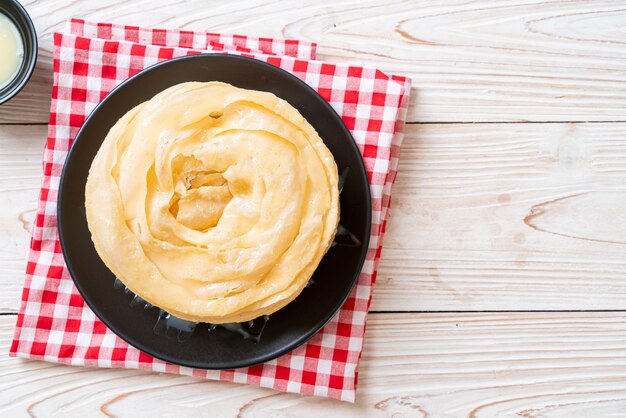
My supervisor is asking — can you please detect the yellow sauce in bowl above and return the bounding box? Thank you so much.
[0,13,24,89]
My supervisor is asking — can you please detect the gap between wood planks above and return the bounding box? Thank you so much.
[4,311,626,315]
[3,120,626,126]
[409,121,626,125]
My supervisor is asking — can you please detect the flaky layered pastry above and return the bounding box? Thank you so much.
[85,82,339,323]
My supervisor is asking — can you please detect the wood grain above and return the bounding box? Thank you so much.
[2,0,626,123]
[2,312,626,417]
[373,122,626,311]
[1,123,626,312]
[0,125,43,313]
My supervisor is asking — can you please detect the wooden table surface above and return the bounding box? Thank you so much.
[2,1,626,416]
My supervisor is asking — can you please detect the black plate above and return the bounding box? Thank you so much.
[58,54,371,369]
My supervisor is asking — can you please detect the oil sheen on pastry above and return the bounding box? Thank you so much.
[85,82,339,324]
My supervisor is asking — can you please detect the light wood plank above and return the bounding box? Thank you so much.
[2,123,626,312]
[2,313,626,416]
[374,122,626,311]
[2,0,626,123]
[0,125,43,313]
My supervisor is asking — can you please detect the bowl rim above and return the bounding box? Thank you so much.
[0,0,38,105]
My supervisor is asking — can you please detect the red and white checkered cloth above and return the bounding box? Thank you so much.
[10,18,410,402]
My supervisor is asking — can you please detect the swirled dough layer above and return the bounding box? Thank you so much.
[85,82,339,323]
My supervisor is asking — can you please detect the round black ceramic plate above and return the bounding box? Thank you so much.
[58,54,371,369]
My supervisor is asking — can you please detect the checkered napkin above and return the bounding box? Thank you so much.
[10,18,410,402]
